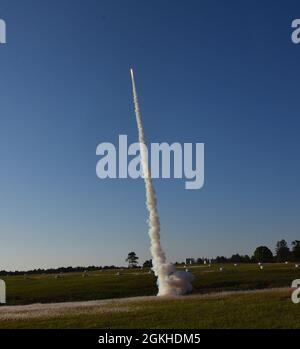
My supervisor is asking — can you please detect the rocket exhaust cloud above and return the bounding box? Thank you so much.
[130,68,194,296]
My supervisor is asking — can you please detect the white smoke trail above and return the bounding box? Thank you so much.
[130,68,194,296]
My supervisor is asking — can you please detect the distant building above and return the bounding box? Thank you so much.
[185,258,195,265]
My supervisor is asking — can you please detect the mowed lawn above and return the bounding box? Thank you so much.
[0,289,299,328]
[1,263,299,305]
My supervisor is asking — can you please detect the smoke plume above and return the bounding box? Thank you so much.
[130,68,194,296]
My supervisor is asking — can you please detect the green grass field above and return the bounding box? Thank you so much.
[1,263,299,305]
[0,263,299,328]
[1,289,299,329]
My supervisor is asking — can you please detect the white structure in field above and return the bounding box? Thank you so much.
[185,258,195,265]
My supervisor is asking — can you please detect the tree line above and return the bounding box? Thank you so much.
[1,240,299,275]
[197,239,300,264]
[141,240,300,266]
[0,265,118,276]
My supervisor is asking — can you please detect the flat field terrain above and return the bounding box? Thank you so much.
[0,263,299,328]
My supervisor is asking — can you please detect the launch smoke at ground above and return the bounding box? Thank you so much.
[130,68,194,296]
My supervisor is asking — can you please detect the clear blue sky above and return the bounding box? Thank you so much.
[0,0,299,270]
